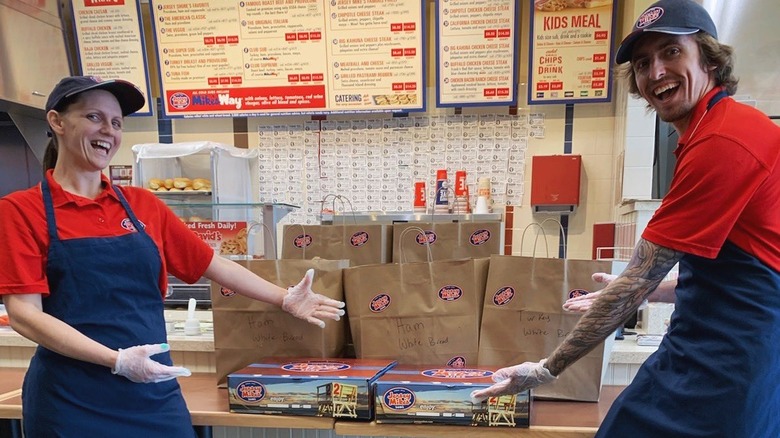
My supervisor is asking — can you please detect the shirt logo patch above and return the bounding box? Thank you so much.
[120,218,145,232]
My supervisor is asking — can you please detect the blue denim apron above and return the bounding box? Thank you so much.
[22,179,195,437]
[596,241,780,437]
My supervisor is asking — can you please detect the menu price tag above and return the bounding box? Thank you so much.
[528,0,616,105]
[436,0,518,107]
[149,0,425,118]
[71,0,153,116]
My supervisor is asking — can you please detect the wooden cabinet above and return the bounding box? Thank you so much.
[0,1,71,110]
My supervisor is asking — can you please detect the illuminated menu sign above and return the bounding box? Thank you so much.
[71,0,153,116]
[149,0,425,118]
[436,0,518,107]
[528,0,616,104]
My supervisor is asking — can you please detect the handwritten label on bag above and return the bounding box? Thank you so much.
[394,318,450,351]
[521,312,572,338]
[244,315,307,346]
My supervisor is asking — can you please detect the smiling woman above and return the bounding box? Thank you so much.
[0,76,345,437]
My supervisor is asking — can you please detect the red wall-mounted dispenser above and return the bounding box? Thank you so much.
[530,154,582,214]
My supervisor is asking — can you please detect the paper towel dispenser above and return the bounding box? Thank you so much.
[530,155,582,214]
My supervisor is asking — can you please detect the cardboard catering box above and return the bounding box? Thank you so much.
[228,358,396,420]
[374,365,531,427]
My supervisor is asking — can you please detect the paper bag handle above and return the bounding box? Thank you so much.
[519,219,568,259]
[247,221,279,259]
[398,226,433,264]
[319,194,358,224]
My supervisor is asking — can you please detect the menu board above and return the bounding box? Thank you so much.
[71,0,153,116]
[436,0,518,107]
[149,0,425,118]
[528,0,616,105]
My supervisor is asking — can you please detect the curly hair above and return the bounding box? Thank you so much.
[617,32,739,98]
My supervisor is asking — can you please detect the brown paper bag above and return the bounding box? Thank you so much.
[477,254,614,401]
[391,222,501,262]
[211,258,350,385]
[344,257,489,367]
[281,224,393,265]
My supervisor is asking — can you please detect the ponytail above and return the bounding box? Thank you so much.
[42,137,58,172]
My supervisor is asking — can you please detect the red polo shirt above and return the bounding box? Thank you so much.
[0,170,214,297]
[643,87,780,271]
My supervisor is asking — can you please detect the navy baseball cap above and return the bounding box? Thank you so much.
[615,0,718,64]
[45,76,145,116]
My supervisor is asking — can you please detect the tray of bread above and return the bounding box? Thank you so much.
[147,177,212,194]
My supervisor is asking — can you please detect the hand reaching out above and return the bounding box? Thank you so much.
[470,359,556,403]
[282,269,346,328]
[563,272,617,313]
[112,343,191,383]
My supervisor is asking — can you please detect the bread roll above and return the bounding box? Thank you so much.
[192,178,211,190]
[164,178,174,189]
[173,177,192,189]
[149,178,164,190]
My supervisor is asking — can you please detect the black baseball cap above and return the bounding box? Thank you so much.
[615,0,718,64]
[45,76,145,116]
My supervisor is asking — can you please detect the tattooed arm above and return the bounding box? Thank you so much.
[545,238,683,376]
[468,238,683,402]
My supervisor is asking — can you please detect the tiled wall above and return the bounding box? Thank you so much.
[621,96,656,200]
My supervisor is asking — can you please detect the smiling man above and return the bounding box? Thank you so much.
[471,1,780,436]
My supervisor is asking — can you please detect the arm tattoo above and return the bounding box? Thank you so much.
[545,238,683,376]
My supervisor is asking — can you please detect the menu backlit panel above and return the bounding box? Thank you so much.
[436,0,518,107]
[149,0,425,118]
[528,0,616,105]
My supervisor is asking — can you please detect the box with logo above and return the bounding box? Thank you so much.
[374,365,531,427]
[228,358,397,420]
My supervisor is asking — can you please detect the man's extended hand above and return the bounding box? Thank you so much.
[470,359,556,403]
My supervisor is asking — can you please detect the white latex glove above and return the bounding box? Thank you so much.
[282,269,346,328]
[562,272,617,313]
[470,359,557,404]
[112,343,191,383]
[592,272,618,284]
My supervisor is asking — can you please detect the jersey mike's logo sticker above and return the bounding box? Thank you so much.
[493,286,515,306]
[637,6,664,28]
[293,234,313,248]
[220,287,236,297]
[469,229,491,246]
[438,285,463,301]
[350,231,369,247]
[370,293,391,313]
[281,361,351,373]
[422,368,494,379]
[415,230,436,246]
[235,380,265,403]
[169,92,191,110]
[568,289,590,299]
[383,387,416,411]
[447,356,466,368]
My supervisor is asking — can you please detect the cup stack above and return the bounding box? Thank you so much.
[476,177,492,213]
[413,181,427,213]
[434,169,450,214]
[452,170,469,214]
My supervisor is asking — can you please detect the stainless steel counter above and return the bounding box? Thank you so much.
[322,211,503,224]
